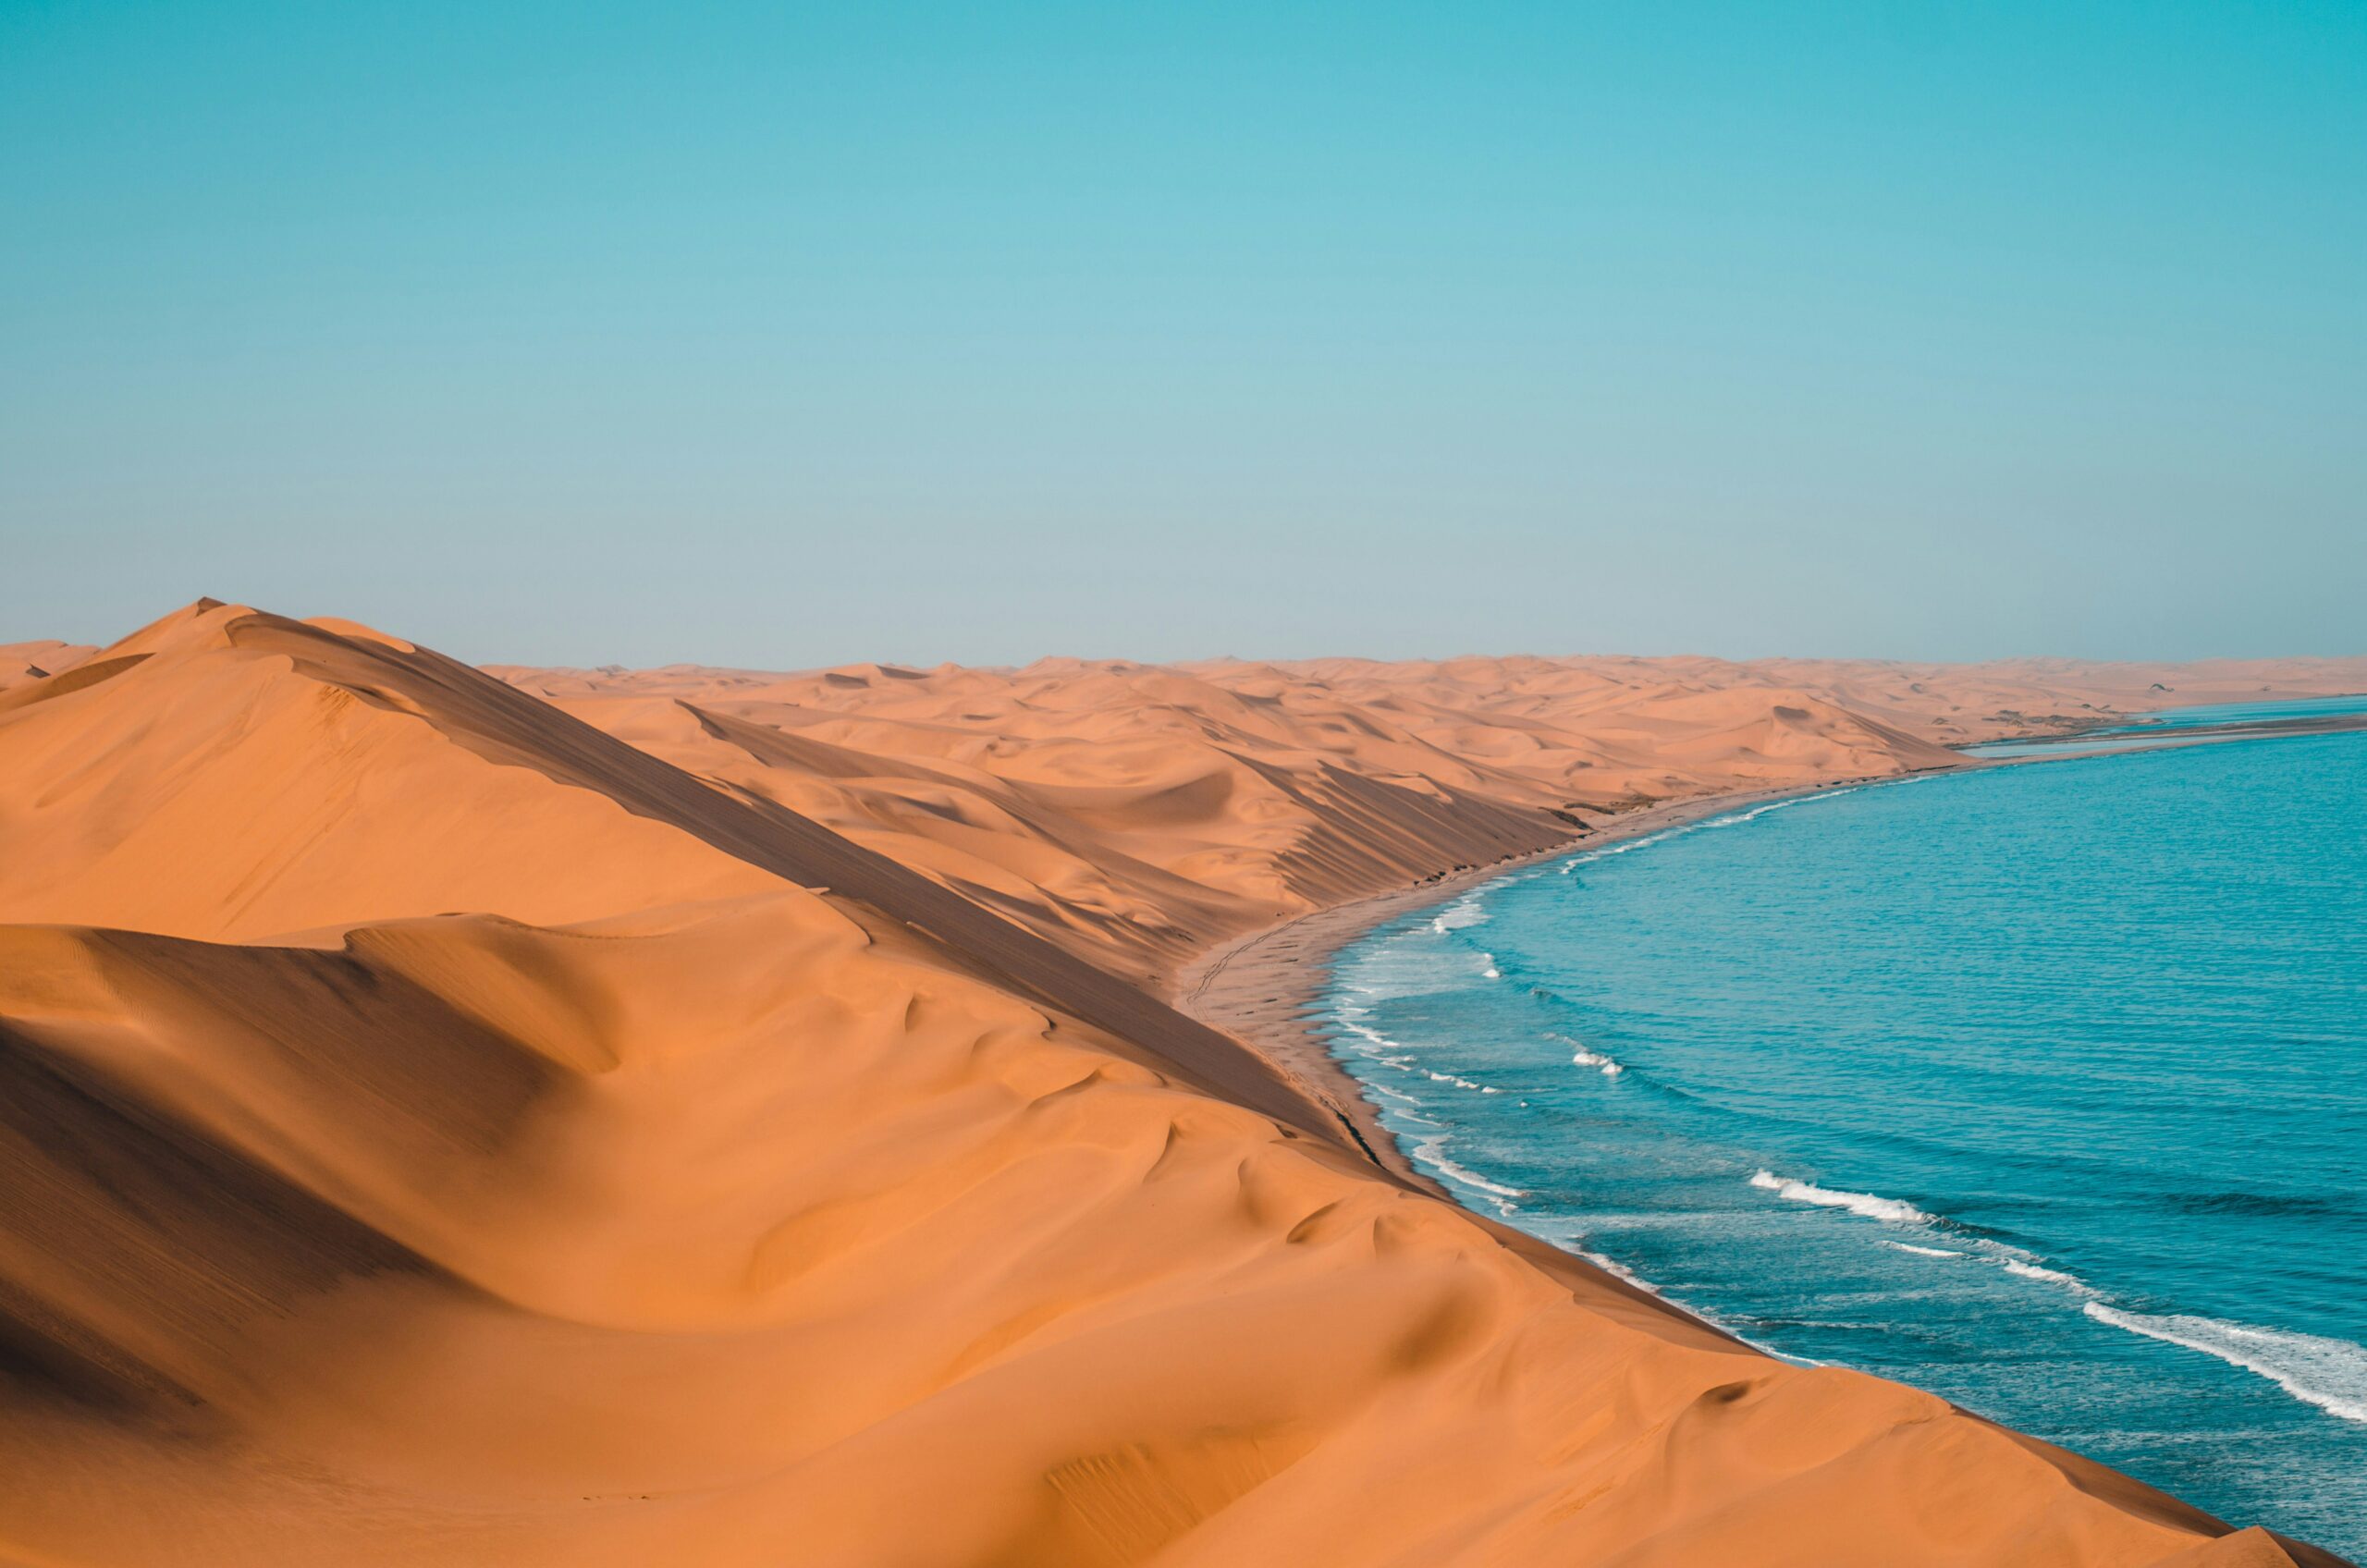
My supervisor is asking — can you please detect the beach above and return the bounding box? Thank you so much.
[0,604,2360,1567]
[13,4,2361,1558]
[1171,779,1906,1191]
[1168,693,2367,1195]
[1292,723,2367,1556]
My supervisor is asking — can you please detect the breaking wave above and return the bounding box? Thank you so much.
[1407,1131,1525,1212]
[1546,1032,1625,1077]
[1334,1012,1499,1095]
[1431,894,1490,933]
[2084,1305,2367,1426]
[1557,787,1862,875]
[2002,1257,2099,1296]
[1748,1170,1932,1225]
[1744,1168,2367,1430]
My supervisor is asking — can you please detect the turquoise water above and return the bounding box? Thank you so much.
[1322,724,2367,1554]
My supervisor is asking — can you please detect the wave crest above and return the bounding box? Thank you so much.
[1748,1170,1932,1225]
[1409,1131,1525,1211]
[2084,1304,2367,1426]
[1430,895,1489,933]
[1546,1032,1624,1077]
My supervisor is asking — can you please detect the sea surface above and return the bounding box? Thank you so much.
[1320,716,2367,1554]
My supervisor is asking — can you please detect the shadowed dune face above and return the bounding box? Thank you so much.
[0,602,2352,1567]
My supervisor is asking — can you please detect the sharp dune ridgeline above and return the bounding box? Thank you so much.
[0,601,2359,1567]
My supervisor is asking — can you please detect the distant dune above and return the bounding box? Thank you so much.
[490,645,2365,986]
[0,600,2354,1566]
[0,639,96,692]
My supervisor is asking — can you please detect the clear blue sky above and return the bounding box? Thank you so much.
[4,1,2361,668]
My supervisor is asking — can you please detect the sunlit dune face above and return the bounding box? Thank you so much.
[0,602,2346,1565]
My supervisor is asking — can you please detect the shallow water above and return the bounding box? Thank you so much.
[1321,722,2367,1553]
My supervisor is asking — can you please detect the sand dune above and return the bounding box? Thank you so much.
[0,639,95,693]
[493,647,2365,981]
[0,602,2351,1565]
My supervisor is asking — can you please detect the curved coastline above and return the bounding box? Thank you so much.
[1171,710,2367,1240]
[1172,729,2365,1567]
[1170,776,1907,1192]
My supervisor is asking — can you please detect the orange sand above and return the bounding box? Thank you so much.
[0,600,2353,1566]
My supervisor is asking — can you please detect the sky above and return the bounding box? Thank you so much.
[3,0,2361,669]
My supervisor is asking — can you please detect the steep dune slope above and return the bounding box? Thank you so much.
[493,650,2009,985]
[0,607,781,941]
[0,605,2344,1566]
[497,661,1586,986]
[497,647,2367,988]
[2,908,2299,1568]
[0,603,1331,1139]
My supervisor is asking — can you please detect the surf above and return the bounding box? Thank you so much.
[1318,717,2367,1556]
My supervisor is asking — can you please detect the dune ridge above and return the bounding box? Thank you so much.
[0,601,2353,1566]
[0,639,97,693]
[492,647,2367,981]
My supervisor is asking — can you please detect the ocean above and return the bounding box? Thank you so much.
[1321,713,2367,1554]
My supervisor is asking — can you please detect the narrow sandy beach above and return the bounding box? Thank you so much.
[1174,703,2367,1197]
[5,606,2356,1567]
[1171,774,1928,1190]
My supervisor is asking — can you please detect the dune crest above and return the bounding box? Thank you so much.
[0,603,2350,1566]
[494,646,2367,985]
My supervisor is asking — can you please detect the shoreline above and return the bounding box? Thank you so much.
[1170,728,2366,1568]
[1958,705,2367,762]
[1165,768,1988,1391]
[1170,703,2367,1192]
[1170,771,1932,1190]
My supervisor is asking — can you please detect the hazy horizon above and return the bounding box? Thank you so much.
[18,594,2367,679]
[6,2,2362,668]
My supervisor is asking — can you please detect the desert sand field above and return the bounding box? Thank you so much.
[1,600,2357,1566]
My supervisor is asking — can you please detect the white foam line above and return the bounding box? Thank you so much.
[1748,1170,1932,1225]
[1577,1247,1660,1295]
[1557,788,1861,874]
[1331,1018,1417,1073]
[2084,1305,2367,1425]
[1577,1248,1821,1366]
[1560,831,1670,872]
[1333,1016,1502,1095]
[1546,1032,1625,1077]
[2002,1257,2098,1296]
[1518,1219,1826,1367]
[1700,788,1858,830]
[1741,1159,2367,1430]
[1430,893,1490,933]
[1409,1132,1527,1212]
[1745,1163,2134,1328]
[1748,1173,2106,1297]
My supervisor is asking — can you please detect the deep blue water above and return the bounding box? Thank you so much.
[1321,724,2367,1554]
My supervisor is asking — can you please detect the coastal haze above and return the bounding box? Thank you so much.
[0,599,2360,1564]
